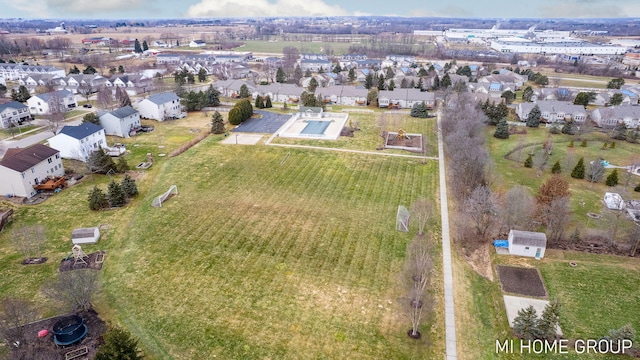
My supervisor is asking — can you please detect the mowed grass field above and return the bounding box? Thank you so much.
[0,109,443,358]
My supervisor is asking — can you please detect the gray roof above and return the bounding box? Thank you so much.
[0,144,59,172]
[510,230,547,247]
[146,92,179,105]
[58,122,103,140]
[36,89,72,102]
[72,227,98,238]
[109,106,138,119]
[0,101,28,112]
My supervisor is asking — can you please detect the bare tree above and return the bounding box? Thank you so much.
[464,185,498,241]
[115,86,132,108]
[603,193,626,249]
[628,224,640,257]
[42,269,99,312]
[0,297,39,348]
[586,159,606,184]
[401,234,433,338]
[97,85,114,110]
[533,149,550,177]
[78,83,93,103]
[11,225,46,261]
[539,196,571,244]
[499,186,536,231]
[410,198,433,236]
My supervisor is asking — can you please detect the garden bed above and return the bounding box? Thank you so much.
[497,265,548,297]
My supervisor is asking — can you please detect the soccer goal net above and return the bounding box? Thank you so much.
[396,205,410,232]
[151,185,178,207]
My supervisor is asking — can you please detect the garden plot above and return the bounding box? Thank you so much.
[497,265,547,297]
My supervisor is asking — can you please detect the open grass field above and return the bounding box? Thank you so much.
[0,108,444,359]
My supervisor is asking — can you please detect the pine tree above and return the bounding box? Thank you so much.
[211,111,225,134]
[524,154,533,168]
[308,77,319,92]
[142,40,149,52]
[512,306,542,340]
[348,68,356,83]
[115,157,129,173]
[571,157,585,179]
[551,161,561,174]
[120,175,138,198]
[254,95,263,109]
[108,180,126,207]
[561,120,575,135]
[239,84,250,98]
[410,102,429,118]
[134,39,143,54]
[264,95,272,108]
[538,299,561,341]
[441,73,451,88]
[95,325,144,360]
[526,105,541,128]
[580,139,587,147]
[635,183,640,192]
[364,72,373,89]
[205,85,220,106]
[276,67,286,83]
[494,118,510,139]
[88,186,108,210]
[606,169,619,186]
[568,140,574,148]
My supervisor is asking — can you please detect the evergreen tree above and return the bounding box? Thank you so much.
[308,77,318,92]
[69,65,80,74]
[88,150,116,174]
[611,122,628,140]
[348,68,356,83]
[388,79,395,91]
[239,84,250,98]
[606,169,619,186]
[115,86,132,107]
[82,65,97,74]
[293,65,303,83]
[512,306,542,340]
[494,119,510,139]
[522,86,534,102]
[254,95,263,109]
[108,180,126,207]
[95,325,144,360]
[571,157,585,179]
[304,69,312,77]
[568,140,574,147]
[609,93,624,106]
[83,113,100,125]
[537,299,561,341]
[416,77,424,91]
[501,90,516,104]
[134,39,143,53]
[142,40,149,52]
[197,68,207,82]
[332,63,342,74]
[228,108,242,125]
[441,73,452,88]
[580,139,587,147]
[211,111,225,134]
[118,65,125,74]
[364,72,374,89]
[377,74,386,91]
[264,95,272,108]
[120,175,138,198]
[526,105,541,128]
[115,157,129,173]
[410,102,429,118]
[88,186,108,210]
[561,120,576,135]
[204,85,220,106]
[431,74,440,90]
[276,67,286,83]
[524,154,533,168]
[551,161,561,174]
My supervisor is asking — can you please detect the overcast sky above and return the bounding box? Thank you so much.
[2,0,640,19]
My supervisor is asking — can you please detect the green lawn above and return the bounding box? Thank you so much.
[0,109,444,359]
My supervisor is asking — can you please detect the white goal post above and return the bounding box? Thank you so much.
[152,185,178,207]
[396,205,410,232]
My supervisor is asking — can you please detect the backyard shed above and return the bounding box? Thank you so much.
[71,227,100,245]
[508,230,547,259]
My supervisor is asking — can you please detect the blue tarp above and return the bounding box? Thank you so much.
[493,240,509,248]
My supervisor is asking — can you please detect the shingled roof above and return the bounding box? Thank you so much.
[510,230,547,248]
[58,122,103,139]
[0,144,59,172]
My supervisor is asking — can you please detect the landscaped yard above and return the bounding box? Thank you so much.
[0,109,444,359]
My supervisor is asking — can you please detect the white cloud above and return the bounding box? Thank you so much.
[186,0,349,17]
[44,0,150,14]
[538,2,624,17]
[1,0,52,18]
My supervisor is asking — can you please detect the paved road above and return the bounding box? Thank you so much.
[0,117,83,158]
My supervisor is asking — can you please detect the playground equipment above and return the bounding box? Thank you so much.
[151,185,178,207]
[71,245,88,266]
[396,129,410,140]
[396,205,410,232]
[52,315,88,346]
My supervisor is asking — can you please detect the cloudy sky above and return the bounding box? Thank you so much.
[2,0,640,19]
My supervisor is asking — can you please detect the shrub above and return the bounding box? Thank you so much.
[108,180,126,207]
[121,175,138,198]
[524,154,533,168]
[551,161,561,174]
[568,140,574,147]
[571,157,585,179]
[606,169,619,187]
[88,186,108,210]
[95,325,144,360]
[115,157,129,173]
[494,119,510,139]
[580,139,587,147]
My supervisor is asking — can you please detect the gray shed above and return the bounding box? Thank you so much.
[508,230,547,259]
[72,227,100,245]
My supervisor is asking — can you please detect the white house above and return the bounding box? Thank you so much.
[136,92,185,121]
[516,101,587,123]
[98,106,141,138]
[48,122,106,162]
[0,144,64,198]
[26,89,77,115]
[0,101,32,129]
[591,106,640,128]
[507,230,547,259]
[189,40,206,48]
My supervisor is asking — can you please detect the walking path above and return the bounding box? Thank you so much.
[437,109,458,359]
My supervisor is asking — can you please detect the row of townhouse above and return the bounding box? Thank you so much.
[378,88,436,109]
[591,106,640,129]
[0,63,65,81]
[19,74,154,96]
[519,86,640,106]
[516,100,587,123]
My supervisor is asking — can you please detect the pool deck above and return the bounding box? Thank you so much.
[277,113,348,140]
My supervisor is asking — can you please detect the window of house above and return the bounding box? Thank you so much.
[56,154,60,159]
[524,246,530,250]
[48,158,52,163]
[31,168,35,173]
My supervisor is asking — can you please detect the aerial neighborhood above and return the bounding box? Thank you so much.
[0,14,639,359]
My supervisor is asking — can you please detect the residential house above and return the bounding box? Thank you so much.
[19,74,61,93]
[315,86,368,106]
[478,70,526,91]
[0,63,65,81]
[0,101,32,129]
[591,106,640,128]
[136,92,185,121]
[107,75,153,96]
[0,144,64,198]
[214,79,255,98]
[299,58,333,73]
[507,230,547,259]
[378,89,436,109]
[189,40,206,48]
[156,53,183,65]
[516,100,587,123]
[98,106,141,138]
[382,55,415,68]
[300,74,336,89]
[252,83,303,103]
[26,89,77,115]
[0,75,5,86]
[48,123,107,161]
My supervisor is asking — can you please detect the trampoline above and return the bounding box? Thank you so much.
[52,315,88,346]
[301,120,331,135]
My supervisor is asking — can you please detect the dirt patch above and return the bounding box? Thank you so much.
[7,309,106,360]
[59,251,106,272]
[464,245,494,281]
[497,265,547,298]
[382,131,424,153]
[21,257,47,265]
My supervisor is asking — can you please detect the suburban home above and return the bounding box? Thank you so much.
[106,75,153,95]
[189,40,206,48]
[516,100,587,123]
[48,122,107,161]
[0,63,65,81]
[0,144,64,198]
[314,86,368,106]
[591,106,640,128]
[300,74,336,88]
[136,92,185,121]
[0,101,32,129]
[252,83,304,104]
[378,88,436,109]
[26,89,77,115]
[156,53,183,65]
[19,74,61,93]
[214,79,255,98]
[299,58,333,73]
[478,71,526,91]
[98,106,141,138]
[507,230,547,259]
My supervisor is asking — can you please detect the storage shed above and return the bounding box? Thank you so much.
[507,230,547,259]
[71,227,100,245]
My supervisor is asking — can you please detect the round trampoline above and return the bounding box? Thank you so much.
[52,315,88,346]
